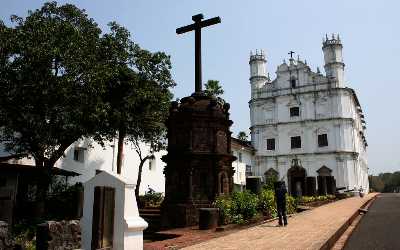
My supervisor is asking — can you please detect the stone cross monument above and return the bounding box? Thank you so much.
[176,14,221,93]
[161,14,235,228]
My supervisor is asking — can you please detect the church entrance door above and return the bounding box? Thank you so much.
[287,166,306,197]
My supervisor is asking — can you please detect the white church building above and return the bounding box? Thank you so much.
[249,34,369,196]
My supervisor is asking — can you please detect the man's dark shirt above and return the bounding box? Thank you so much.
[275,184,287,206]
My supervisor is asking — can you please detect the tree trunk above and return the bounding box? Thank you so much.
[34,157,44,167]
[34,156,52,218]
[116,127,126,174]
[135,155,152,202]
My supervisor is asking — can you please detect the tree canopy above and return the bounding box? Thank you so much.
[369,172,400,192]
[98,22,174,174]
[0,2,106,167]
[0,2,175,172]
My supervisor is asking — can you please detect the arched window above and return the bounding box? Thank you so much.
[290,77,296,88]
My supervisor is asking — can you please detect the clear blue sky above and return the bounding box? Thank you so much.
[2,0,399,174]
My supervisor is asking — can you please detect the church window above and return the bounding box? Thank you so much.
[246,165,252,176]
[291,136,301,149]
[290,107,300,117]
[238,152,242,162]
[291,79,296,88]
[267,138,275,150]
[318,134,328,147]
[73,147,85,163]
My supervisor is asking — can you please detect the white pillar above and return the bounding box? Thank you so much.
[124,183,148,250]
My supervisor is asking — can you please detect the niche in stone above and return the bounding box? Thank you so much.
[216,130,228,153]
[219,172,229,195]
[317,166,336,195]
[264,168,279,183]
[287,159,306,197]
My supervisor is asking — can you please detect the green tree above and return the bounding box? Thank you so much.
[369,172,400,193]
[204,79,224,97]
[369,175,384,192]
[98,22,174,199]
[0,2,105,169]
[237,131,248,141]
[0,2,175,205]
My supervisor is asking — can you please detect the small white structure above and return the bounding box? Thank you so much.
[231,137,255,190]
[81,171,147,250]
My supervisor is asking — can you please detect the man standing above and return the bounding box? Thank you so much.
[274,181,288,226]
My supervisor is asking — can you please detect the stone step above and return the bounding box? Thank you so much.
[140,213,161,218]
[139,208,161,214]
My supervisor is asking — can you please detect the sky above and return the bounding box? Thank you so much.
[1,0,399,174]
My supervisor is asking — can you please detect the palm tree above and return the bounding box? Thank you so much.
[204,80,224,97]
[237,131,248,141]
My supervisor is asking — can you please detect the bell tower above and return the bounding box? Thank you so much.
[322,34,345,87]
[249,50,268,95]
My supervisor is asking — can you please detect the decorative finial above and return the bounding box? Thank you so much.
[337,34,341,42]
[297,55,300,61]
[325,34,328,41]
[304,59,307,65]
[267,72,271,81]
[317,67,321,74]
[332,33,335,39]
[283,59,286,64]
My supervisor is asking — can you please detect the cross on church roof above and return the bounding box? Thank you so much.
[288,50,295,59]
[176,14,221,93]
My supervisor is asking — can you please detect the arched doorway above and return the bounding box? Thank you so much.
[264,168,279,189]
[287,164,306,197]
[317,166,335,195]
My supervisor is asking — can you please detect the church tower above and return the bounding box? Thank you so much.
[322,34,345,87]
[249,50,267,95]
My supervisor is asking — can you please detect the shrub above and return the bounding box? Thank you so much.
[286,195,297,214]
[216,188,297,225]
[258,189,277,218]
[327,194,336,200]
[214,191,259,224]
[138,190,164,208]
[299,195,336,204]
[230,191,259,223]
[264,175,278,191]
[214,195,232,225]
[46,183,83,220]
[12,221,37,250]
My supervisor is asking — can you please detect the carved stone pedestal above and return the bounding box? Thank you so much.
[161,93,236,228]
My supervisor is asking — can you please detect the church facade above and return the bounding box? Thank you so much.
[249,35,369,196]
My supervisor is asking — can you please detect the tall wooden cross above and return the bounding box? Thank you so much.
[176,14,221,93]
[288,50,295,59]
